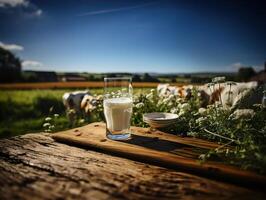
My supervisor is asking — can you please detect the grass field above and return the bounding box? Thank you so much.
[0,81,188,90]
[0,88,154,138]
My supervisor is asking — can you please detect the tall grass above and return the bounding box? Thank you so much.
[0,90,70,137]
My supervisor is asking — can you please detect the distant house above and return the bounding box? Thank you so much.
[58,73,87,82]
[24,70,58,82]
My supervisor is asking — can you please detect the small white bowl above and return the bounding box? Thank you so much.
[143,112,178,128]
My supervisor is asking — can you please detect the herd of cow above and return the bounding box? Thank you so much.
[157,81,263,108]
[62,81,264,117]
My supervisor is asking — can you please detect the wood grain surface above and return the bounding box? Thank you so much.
[0,132,264,199]
[52,122,266,189]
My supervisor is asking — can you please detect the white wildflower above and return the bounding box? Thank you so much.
[176,97,182,103]
[170,108,178,114]
[162,98,169,104]
[181,103,190,110]
[79,119,85,124]
[135,102,144,108]
[43,123,51,127]
[54,114,59,118]
[179,109,185,116]
[146,93,153,99]
[230,109,255,119]
[168,101,173,106]
[45,117,52,121]
[198,108,207,115]
[150,89,155,93]
[67,109,76,114]
[168,94,175,100]
[196,117,205,125]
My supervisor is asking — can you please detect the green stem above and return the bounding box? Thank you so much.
[204,128,236,142]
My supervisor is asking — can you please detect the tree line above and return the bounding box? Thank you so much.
[0,47,261,83]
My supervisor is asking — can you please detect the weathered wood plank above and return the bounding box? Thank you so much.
[0,132,264,199]
[51,122,266,189]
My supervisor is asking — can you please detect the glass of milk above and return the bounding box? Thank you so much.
[103,77,133,140]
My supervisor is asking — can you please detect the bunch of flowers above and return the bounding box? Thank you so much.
[132,78,266,174]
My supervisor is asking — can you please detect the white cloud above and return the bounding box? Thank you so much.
[0,0,29,7]
[22,60,43,68]
[231,62,263,72]
[232,62,242,69]
[0,0,42,17]
[34,9,42,16]
[0,41,24,51]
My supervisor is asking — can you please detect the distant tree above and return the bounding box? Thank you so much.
[106,73,117,78]
[132,74,142,82]
[171,77,176,83]
[142,73,159,82]
[238,67,256,82]
[21,72,38,82]
[88,74,95,81]
[190,76,211,83]
[0,47,21,83]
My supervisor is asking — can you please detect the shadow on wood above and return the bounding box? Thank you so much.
[52,122,266,190]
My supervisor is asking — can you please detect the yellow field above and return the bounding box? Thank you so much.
[0,81,189,90]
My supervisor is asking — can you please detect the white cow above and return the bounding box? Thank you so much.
[62,90,91,113]
[157,84,170,96]
[198,81,259,108]
[157,84,192,97]
[157,81,262,108]
[80,94,102,114]
[221,82,260,108]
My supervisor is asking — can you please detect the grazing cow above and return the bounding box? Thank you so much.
[157,84,170,96]
[157,81,262,108]
[180,85,194,99]
[62,90,91,113]
[221,82,262,108]
[80,94,101,114]
[157,84,193,98]
[197,84,224,107]
[198,81,260,108]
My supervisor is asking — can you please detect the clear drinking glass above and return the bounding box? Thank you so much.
[103,77,133,140]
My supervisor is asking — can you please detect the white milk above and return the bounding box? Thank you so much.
[104,97,133,132]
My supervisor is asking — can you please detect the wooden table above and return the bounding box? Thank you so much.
[0,122,265,199]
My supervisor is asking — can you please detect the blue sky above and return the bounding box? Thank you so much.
[0,0,265,73]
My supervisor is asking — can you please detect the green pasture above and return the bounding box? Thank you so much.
[0,88,153,138]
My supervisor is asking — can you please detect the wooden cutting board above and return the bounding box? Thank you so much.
[52,122,266,189]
